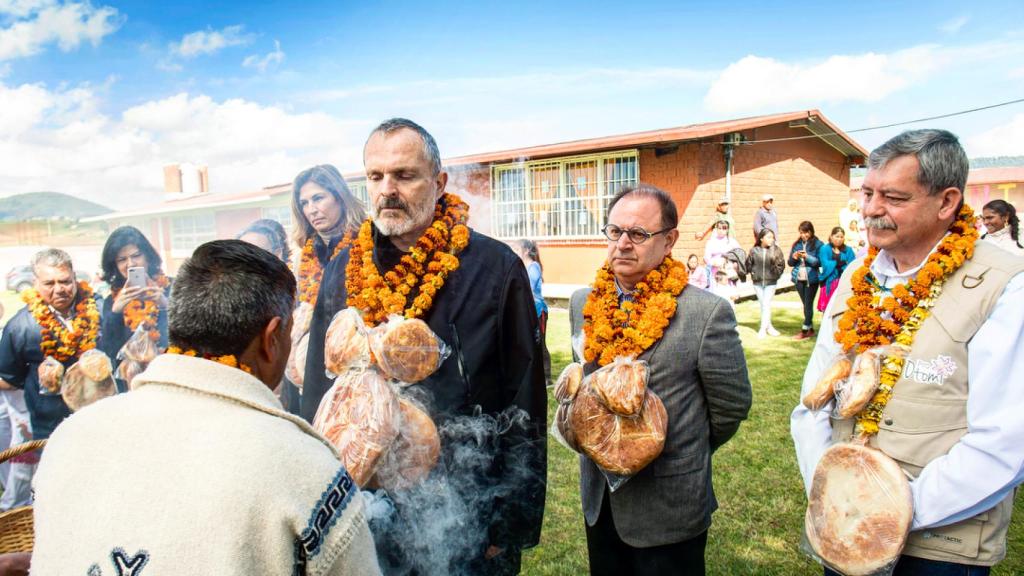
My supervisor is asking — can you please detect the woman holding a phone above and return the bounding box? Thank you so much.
[99,226,170,389]
[788,220,823,341]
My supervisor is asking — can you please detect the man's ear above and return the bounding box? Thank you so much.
[938,187,963,221]
[435,170,448,198]
[261,316,284,362]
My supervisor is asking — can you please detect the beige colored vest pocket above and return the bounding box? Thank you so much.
[875,396,966,471]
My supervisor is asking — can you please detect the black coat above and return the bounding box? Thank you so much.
[301,226,547,573]
[745,245,786,285]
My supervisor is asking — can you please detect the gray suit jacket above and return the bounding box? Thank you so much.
[569,285,752,547]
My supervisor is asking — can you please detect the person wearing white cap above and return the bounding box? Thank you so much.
[695,196,736,241]
[752,194,778,243]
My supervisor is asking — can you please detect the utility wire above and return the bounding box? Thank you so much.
[711,97,1024,145]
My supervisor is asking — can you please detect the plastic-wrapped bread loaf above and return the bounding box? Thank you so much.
[370,316,445,384]
[589,358,649,417]
[571,385,667,476]
[370,397,441,491]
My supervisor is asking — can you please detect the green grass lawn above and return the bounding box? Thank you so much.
[521,291,1024,575]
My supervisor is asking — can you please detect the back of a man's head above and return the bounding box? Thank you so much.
[169,240,296,358]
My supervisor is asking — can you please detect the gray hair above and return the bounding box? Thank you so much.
[169,240,296,358]
[31,248,74,274]
[868,129,968,195]
[366,118,442,176]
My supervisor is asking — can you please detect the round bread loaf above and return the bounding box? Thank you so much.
[286,332,309,390]
[37,359,65,394]
[373,318,441,383]
[324,308,370,375]
[555,402,580,452]
[117,359,145,390]
[62,362,117,412]
[313,369,400,487]
[838,351,880,418]
[803,357,852,411]
[554,363,583,404]
[291,302,314,342]
[571,387,667,476]
[806,442,912,576]
[370,397,441,491]
[78,350,113,382]
[589,359,648,417]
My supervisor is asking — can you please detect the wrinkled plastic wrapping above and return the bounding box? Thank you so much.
[370,395,441,491]
[118,324,159,364]
[804,441,913,576]
[323,308,372,377]
[835,347,909,419]
[369,315,450,385]
[312,368,401,487]
[286,332,309,391]
[37,356,65,395]
[62,349,117,411]
[803,354,853,411]
[291,302,315,342]
[117,359,146,390]
[550,357,667,491]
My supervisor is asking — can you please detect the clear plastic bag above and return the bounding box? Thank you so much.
[803,354,853,411]
[37,356,65,395]
[291,301,314,342]
[835,347,908,419]
[368,315,451,385]
[804,440,913,576]
[570,377,668,491]
[116,359,146,390]
[370,394,441,491]
[286,331,309,392]
[553,362,583,405]
[117,324,159,364]
[312,368,401,487]
[550,362,584,452]
[588,356,649,417]
[62,349,117,411]
[323,308,372,378]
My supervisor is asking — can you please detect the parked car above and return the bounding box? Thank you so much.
[6,265,93,293]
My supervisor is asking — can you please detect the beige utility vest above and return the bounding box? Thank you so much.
[829,241,1024,565]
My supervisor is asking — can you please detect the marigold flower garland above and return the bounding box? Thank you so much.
[834,204,978,436]
[582,256,689,366]
[23,281,100,363]
[345,193,470,326]
[298,233,354,306]
[166,345,253,375]
[118,273,170,341]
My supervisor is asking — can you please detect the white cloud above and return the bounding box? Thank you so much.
[965,113,1024,156]
[0,0,121,61]
[940,15,970,34]
[242,39,284,73]
[172,24,252,58]
[0,81,369,209]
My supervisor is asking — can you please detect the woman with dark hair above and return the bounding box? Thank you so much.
[237,218,291,263]
[816,226,856,314]
[283,165,366,414]
[515,239,551,384]
[745,228,786,338]
[98,226,170,387]
[981,199,1023,256]
[788,220,823,340]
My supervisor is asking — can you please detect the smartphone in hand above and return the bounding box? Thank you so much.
[125,266,149,290]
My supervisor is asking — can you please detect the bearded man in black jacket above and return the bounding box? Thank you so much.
[302,118,546,575]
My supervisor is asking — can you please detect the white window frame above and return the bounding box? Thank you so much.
[170,212,216,257]
[260,205,293,230]
[490,149,639,241]
[347,179,369,210]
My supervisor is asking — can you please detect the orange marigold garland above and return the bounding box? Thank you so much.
[23,281,100,363]
[582,256,689,366]
[834,204,978,436]
[166,345,253,375]
[298,233,354,306]
[118,273,170,341]
[345,193,470,326]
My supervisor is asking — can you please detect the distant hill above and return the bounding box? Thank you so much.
[0,192,110,222]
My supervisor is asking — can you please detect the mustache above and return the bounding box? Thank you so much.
[864,216,897,231]
[376,197,408,212]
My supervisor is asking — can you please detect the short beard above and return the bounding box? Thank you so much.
[864,216,897,231]
[374,194,437,238]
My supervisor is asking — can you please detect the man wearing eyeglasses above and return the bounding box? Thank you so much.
[569,184,752,575]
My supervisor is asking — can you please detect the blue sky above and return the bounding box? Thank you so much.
[2,0,1023,208]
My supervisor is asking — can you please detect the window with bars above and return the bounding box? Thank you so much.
[261,205,293,230]
[347,180,369,209]
[171,213,216,255]
[491,150,639,240]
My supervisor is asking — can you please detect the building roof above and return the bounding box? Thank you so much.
[80,183,292,223]
[444,109,867,166]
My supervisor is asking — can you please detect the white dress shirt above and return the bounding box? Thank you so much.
[791,247,1024,530]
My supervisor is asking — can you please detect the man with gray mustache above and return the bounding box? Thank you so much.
[792,129,1024,574]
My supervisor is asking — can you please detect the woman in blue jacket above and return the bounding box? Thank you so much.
[788,221,823,340]
[817,226,856,314]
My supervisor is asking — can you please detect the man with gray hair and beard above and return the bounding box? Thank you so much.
[31,240,380,575]
[301,118,546,575]
[792,129,1024,574]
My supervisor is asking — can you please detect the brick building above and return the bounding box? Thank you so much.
[87,110,866,291]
